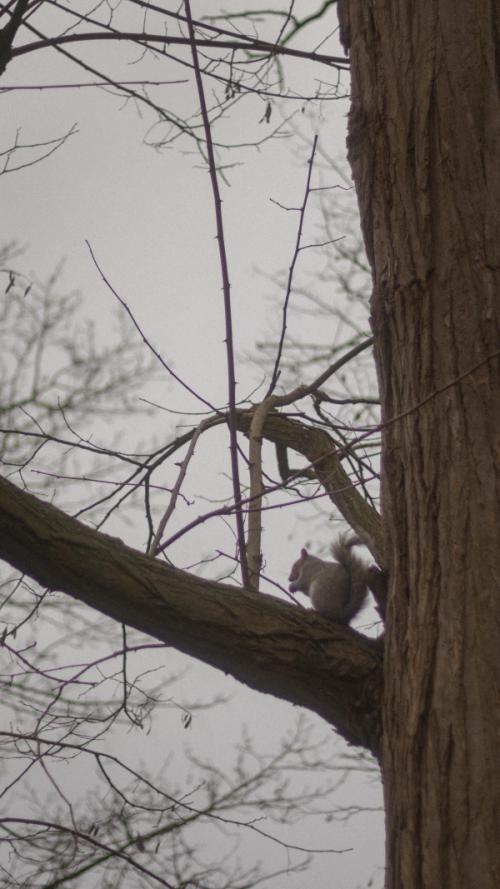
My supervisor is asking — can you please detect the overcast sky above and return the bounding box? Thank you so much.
[1,3,384,886]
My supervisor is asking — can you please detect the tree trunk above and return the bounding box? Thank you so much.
[339,2,500,887]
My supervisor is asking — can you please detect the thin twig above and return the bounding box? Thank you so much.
[267,135,319,397]
[3,818,175,888]
[246,137,321,586]
[184,0,249,585]
[148,417,212,556]
[86,241,217,413]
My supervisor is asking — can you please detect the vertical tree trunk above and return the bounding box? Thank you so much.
[339,2,500,887]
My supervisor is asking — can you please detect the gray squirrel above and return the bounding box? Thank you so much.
[288,533,369,624]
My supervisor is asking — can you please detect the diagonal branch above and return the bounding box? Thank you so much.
[236,410,384,565]
[0,475,382,756]
[246,335,377,588]
[267,135,319,397]
[12,32,348,70]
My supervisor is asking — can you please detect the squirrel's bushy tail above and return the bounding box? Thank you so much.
[331,533,368,622]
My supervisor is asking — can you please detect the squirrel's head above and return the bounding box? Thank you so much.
[288,547,309,582]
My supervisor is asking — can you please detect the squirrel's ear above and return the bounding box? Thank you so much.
[300,547,308,558]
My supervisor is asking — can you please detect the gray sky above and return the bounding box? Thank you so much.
[1,3,384,886]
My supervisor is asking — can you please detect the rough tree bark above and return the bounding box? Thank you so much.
[338,1,500,887]
[0,469,383,757]
[2,5,499,887]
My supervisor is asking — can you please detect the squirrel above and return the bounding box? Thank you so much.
[288,533,369,624]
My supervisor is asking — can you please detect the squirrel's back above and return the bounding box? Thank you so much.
[288,533,368,624]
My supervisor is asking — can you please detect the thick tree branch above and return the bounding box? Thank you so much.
[236,410,384,566]
[0,475,382,756]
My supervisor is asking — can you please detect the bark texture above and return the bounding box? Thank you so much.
[339,1,500,887]
[0,475,383,757]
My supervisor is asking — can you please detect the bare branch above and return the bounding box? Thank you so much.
[267,135,319,396]
[148,417,213,556]
[0,474,383,755]
[184,0,248,585]
[12,32,348,71]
